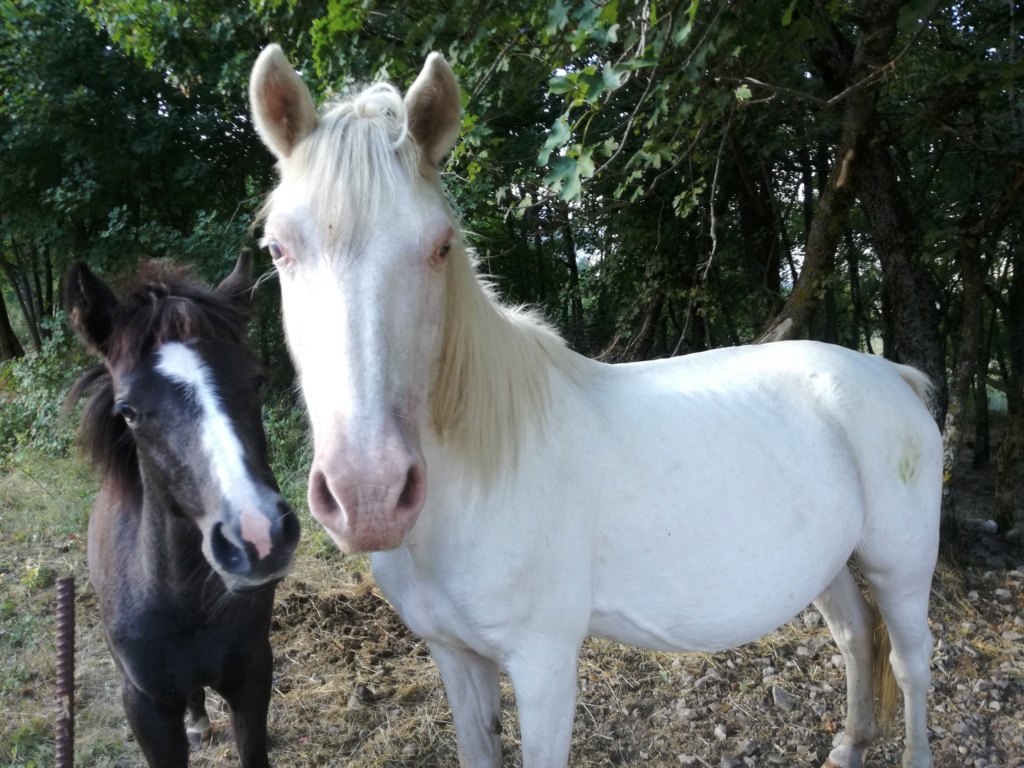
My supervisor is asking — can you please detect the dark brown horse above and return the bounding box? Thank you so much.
[65,251,300,768]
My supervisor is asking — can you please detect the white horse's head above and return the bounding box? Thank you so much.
[250,45,462,552]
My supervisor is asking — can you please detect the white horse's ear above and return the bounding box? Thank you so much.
[405,53,461,167]
[249,44,319,161]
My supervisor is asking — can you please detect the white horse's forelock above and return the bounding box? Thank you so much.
[269,82,422,247]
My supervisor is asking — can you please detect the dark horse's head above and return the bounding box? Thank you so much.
[64,251,300,591]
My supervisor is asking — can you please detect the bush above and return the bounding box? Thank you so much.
[262,392,313,511]
[0,313,89,466]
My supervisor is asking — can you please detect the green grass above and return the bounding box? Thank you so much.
[0,394,321,767]
[0,450,94,768]
[0,350,325,765]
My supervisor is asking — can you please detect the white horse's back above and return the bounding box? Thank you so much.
[505,340,941,653]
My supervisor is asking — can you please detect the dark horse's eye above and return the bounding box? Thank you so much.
[114,402,139,425]
[253,373,267,393]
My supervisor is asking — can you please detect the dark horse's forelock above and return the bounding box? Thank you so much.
[67,263,250,497]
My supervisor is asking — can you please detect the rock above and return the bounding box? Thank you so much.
[771,685,796,711]
[736,738,757,756]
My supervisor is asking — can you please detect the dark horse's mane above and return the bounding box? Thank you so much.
[68,262,250,498]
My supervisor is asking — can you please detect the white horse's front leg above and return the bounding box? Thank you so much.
[430,642,503,768]
[505,642,581,768]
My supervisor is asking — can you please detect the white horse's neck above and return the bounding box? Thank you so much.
[429,243,581,484]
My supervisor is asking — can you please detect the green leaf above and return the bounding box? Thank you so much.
[538,118,571,166]
[549,75,574,94]
[543,155,583,201]
[734,85,752,101]
[576,148,596,179]
[546,0,569,35]
[601,61,628,91]
[544,117,571,149]
[674,20,693,46]
[781,0,797,27]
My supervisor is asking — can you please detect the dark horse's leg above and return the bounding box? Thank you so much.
[220,638,273,768]
[186,688,212,747]
[121,678,189,768]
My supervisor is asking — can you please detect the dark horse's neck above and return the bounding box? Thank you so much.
[98,473,221,606]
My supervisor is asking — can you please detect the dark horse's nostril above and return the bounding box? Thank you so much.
[278,502,300,548]
[211,522,250,575]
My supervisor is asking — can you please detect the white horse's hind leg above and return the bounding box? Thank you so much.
[813,567,879,768]
[429,643,503,768]
[863,575,935,768]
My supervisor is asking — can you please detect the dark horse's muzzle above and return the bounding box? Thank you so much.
[209,497,301,589]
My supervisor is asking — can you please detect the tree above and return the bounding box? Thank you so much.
[17,0,1024,531]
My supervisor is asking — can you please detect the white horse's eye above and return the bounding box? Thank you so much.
[439,242,451,259]
[267,241,285,262]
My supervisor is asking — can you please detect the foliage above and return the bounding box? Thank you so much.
[262,391,314,510]
[0,0,1020,526]
[0,314,89,465]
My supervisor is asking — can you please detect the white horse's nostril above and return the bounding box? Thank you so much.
[308,469,341,520]
[396,464,426,518]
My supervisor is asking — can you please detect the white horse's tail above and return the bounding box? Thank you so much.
[872,603,899,734]
[895,364,934,407]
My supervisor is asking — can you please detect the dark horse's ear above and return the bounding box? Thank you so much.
[216,249,254,309]
[63,262,119,356]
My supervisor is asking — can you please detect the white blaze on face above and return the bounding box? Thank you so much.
[155,342,273,559]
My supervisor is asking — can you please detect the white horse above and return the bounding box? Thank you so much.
[249,44,941,768]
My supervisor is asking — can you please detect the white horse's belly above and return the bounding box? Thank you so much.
[582,378,865,653]
[587,528,855,653]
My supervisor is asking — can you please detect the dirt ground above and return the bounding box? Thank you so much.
[4,440,1023,767]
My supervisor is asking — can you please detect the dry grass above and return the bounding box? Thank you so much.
[2,449,1021,767]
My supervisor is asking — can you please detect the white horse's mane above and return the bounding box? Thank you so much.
[275,79,582,482]
[432,240,582,482]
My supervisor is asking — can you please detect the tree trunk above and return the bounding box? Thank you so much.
[995,245,1024,533]
[728,127,781,335]
[942,237,985,521]
[995,400,1023,533]
[43,244,54,317]
[958,166,1024,529]
[857,142,946,420]
[844,229,873,352]
[0,256,42,354]
[0,287,25,360]
[757,0,904,343]
[560,208,584,349]
[972,307,996,469]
